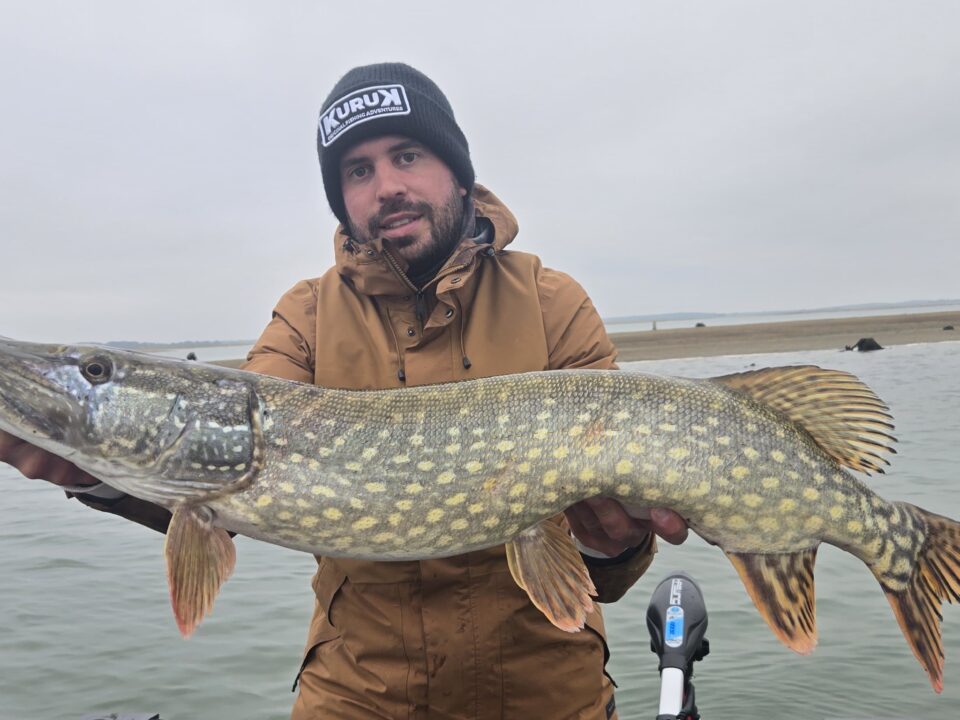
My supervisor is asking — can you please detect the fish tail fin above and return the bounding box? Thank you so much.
[874,502,960,693]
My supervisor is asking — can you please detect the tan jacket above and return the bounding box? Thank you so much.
[243,186,657,720]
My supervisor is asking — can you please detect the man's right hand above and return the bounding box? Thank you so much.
[0,429,100,488]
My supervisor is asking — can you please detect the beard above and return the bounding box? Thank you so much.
[348,187,465,280]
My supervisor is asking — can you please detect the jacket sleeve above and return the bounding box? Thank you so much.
[538,265,658,602]
[72,281,320,533]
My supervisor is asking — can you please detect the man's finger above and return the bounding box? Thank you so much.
[649,507,688,545]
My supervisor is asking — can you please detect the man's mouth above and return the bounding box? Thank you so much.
[380,212,422,231]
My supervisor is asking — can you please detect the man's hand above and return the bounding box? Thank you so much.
[565,497,688,557]
[0,429,100,487]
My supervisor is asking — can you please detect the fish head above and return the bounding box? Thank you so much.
[0,337,263,505]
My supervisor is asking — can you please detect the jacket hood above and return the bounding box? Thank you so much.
[333,184,518,297]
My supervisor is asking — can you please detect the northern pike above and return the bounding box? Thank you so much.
[1,336,958,692]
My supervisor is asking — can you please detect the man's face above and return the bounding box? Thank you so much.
[340,135,467,273]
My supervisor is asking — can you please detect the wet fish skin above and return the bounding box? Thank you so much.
[1,337,958,692]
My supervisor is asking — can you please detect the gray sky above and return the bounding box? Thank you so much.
[2,1,958,343]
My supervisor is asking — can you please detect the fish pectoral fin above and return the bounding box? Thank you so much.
[164,504,236,638]
[726,547,818,654]
[506,519,597,633]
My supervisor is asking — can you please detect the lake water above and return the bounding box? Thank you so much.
[1,341,959,719]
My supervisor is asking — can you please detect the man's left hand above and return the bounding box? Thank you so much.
[565,497,688,558]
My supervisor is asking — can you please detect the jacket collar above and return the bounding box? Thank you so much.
[333,184,518,297]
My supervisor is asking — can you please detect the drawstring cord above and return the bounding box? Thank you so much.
[383,304,407,383]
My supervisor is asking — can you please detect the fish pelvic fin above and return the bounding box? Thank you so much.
[711,366,896,475]
[506,518,597,633]
[875,503,960,693]
[726,547,818,654]
[164,504,236,638]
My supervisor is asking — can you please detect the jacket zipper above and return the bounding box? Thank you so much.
[381,249,469,332]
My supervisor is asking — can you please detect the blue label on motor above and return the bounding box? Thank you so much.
[665,605,685,648]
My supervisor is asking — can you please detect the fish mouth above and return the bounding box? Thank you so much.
[0,336,82,452]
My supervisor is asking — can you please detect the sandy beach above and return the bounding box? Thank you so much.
[610,310,960,362]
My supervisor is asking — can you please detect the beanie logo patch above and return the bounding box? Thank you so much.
[319,84,411,147]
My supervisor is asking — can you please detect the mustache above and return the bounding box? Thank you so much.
[367,200,433,236]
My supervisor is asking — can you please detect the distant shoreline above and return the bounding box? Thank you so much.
[207,310,959,368]
[610,310,960,362]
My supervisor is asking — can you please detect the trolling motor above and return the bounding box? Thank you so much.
[646,572,710,720]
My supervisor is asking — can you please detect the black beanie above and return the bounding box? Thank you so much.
[317,63,474,226]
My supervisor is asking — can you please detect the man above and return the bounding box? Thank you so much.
[0,63,686,719]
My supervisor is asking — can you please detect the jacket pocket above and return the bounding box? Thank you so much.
[292,557,347,692]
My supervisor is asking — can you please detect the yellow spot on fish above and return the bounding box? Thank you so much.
[280,482,295,493]
[465,461,483,473]
[708,455,722,468]
[537,411,551,421]
[353,517,377,531]
[300,516,318,528]
[702,512,720,526]
[804,516,824,532]
[803,488,819,501]
[847,520,863,533]
[446,443,461,454]
[746,423,758,433]
[779,499,796,512]
[830,506,844,520]
[256,495,273,507]
[408,527,426,538]
[372,532,396,543]
[296,499,310,509]
[406,483,423,494]
[509,484,527,497]
[616,460,633,475]
[691,481,711,497]
[731,466,750,479]
[365,482,386,493]
[568,426,583,437]
[395,500,413,511]
[544,470,558,486]
[664,468,681,484]
[361,448,378,460]
[277,511,292,521]
[448,427,460,437]
[662,402,676,412]
[392,454,410,464]
[446,492,468,506]
[350,498,364,510]
[668,447,690,461]
[345,462,363,472]
[451,519,469,531]
[497,440,516,452]
[311,485,336,498]
[510,503,525,514]
[388,514,402,526]
[437,471,455,484]
[290,453,304,463]
[309,459,321,470]
[579,468,596,482]
[483,517,499,528]
[417,460,435,471]
[470,441,487,451]
[743,447,759,460]
[334,437,346,447]
[615,483,631,495]
[706,417,719,427]
[544,491,558,501]
[761,477,780,489]
[527,448,542,459]
[771,450,786,463]
[534,429,548,440]
[626,442,642,454]
[691,425,707,435]
[553,447,569,460]
[717,495,734,507]
[658,423,676,432]
[427,509,445,523]
[468,503,484,514]
[743,494,763,508]
[614,411,630,421]
[729,515,747,529]
[409,434,424,446]
[759,517,779,532]
[584,445,601,457]
[234,463,247,471]
[716,436,730,446]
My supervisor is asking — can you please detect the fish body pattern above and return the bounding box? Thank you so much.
[1,337,958,692]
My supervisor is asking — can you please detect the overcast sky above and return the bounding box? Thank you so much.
[2,1,958,343]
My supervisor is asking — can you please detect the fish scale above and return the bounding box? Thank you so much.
[1,337,958,693]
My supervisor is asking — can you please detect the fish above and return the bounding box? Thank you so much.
[1,336,958,692]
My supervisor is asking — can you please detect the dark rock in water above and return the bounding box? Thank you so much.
[186,352,198,361]
[944,325,955,331]
[845,337,883,352]
[694,322,706,328]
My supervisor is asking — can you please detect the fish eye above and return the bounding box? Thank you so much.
[81,356,113,384]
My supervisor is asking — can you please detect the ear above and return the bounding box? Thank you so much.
[459,185,468,197]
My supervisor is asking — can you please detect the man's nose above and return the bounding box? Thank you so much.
[374,162,408,201]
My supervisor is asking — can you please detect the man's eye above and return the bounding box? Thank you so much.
[349,166,368,179]
[398,151,418,165]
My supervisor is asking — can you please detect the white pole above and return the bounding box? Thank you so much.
[658,667,685,716]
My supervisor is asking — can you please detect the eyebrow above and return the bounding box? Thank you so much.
[341,140,425,169]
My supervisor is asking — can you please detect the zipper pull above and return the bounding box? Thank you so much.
[415,291,428,327]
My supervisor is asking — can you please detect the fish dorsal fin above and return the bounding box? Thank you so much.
[726,548,819,654]
[711,365,896,474]
[505,519,597,633]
